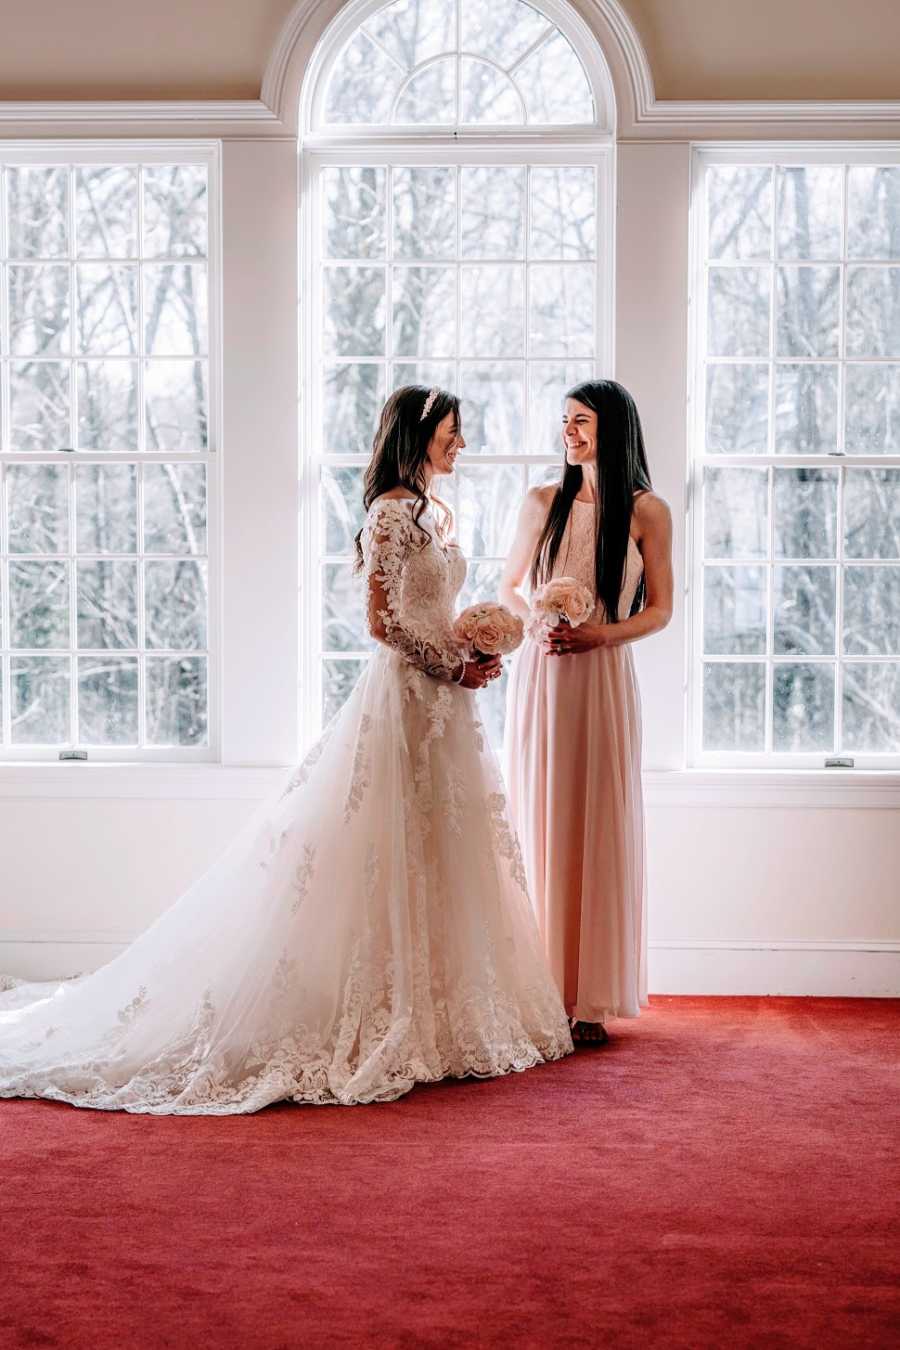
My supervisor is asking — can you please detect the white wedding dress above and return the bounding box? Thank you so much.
[0,497,572,1114]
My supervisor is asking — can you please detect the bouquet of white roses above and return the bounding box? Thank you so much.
[453,602,524,657]
[528,576,594,643]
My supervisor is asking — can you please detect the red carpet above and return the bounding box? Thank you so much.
[2,996,898,1349]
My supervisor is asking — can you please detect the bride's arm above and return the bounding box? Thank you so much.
[499,488,551,623]
[363,505,468,683]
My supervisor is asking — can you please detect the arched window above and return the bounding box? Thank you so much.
[299,0,615,750]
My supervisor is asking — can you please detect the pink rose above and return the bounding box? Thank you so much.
[453,603,524,656]
[531,577,594,629]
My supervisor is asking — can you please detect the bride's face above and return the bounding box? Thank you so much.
[426,410,465,477]
[563,398,598,465]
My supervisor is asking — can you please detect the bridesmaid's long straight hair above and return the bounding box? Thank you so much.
[530,380,652,622]
[354,385,459,569]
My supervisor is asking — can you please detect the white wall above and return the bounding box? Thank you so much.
[0,7,898,996]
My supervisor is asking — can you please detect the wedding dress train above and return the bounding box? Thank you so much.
[0,497,572,1113]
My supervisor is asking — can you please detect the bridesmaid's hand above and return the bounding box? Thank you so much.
[544,620,610,655]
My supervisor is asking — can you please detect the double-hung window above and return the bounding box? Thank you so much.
[0,143,219,760]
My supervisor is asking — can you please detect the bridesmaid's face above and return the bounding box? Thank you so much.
[562,398,598,465]
[426,409,465,476]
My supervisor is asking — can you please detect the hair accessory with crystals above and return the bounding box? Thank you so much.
[419,388,440,422]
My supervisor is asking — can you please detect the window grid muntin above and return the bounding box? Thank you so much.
[691,147,900,767]
[0,144,219,761]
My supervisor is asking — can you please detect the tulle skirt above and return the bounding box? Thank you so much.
[0,649,572,1114]
[504,637,648,1024]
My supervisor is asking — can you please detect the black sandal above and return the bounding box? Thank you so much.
[571,1019,609,1046]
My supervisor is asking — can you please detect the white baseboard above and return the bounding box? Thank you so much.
[648,940,900,996]
[2,935,898,996]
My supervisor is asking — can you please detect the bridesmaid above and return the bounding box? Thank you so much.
[499,380,673,1044]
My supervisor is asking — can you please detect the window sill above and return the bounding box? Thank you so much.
[643,769,900,809]
[0,763,290,800]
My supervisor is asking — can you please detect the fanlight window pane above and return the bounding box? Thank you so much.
[323,0,594,127]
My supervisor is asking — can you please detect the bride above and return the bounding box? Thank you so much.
[0,385,573,1114]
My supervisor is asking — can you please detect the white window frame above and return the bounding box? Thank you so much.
[687,142,900,770]
[298,0,616,752]
[0,139,222,763]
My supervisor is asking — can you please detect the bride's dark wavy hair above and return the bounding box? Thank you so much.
[530,380,652,622]
[353,385,459,570]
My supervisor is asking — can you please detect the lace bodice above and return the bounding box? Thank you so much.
[361,497,468,681]
[552,499,644,621]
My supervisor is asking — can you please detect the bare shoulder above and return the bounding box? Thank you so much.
[524,483,557,518]
[633,489,672,534]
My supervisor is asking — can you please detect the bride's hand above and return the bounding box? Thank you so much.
[458,654,502,689]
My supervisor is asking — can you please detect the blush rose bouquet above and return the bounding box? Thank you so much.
[527,576,594,642]
[452,602,525,657]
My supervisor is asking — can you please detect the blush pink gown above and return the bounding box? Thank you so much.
[504,498,649,1025]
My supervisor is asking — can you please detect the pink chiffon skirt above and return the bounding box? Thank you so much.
[504,637,649,1023]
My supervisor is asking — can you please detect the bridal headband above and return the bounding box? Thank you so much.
[419,388,439,422]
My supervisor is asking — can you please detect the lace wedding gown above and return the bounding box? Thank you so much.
[0,497,572,1114]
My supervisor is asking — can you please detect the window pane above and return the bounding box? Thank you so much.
[460,166,525,260]
[393,266,456,357]
[77,360,139,451]
[8,360,71,452]
[847,166,900,260]
[517,30,593,125]
[703,467,768,559]
[702,662,766,750]
[324,166,386,259]
[531,167,595,260]
[322,562,371,653]
[145,360,208,452]
[846,267,900,357]
[707,166,772,262]
[773,468,837,559]
[389,361,455,394]
[842,664,900,751]
[144,560,207,650]
[144,263,208,357]
[9,561,69,647]
[395,59,455,125]
[7,464,68,554]
[843,469,900,559]
[707,268,770,358]
[324,33,404,125]
[321,465,366,556]
[393,167,456,259]
[76,464,137,554]
[526,361,592,454]
[461,0,550,68]
[773,566,836,655]
[7,168,68,258]
[703,567,767,655]
[844,364,900,454]
[705,364,769,454]
[529,264,593,358]
[774,364,838,453]
[775,166,842,260]
[75,166,139,259]
[458,559,501,611]
[455,464,524,557]
[322,364,384,455]
[77,656,138,744]
[323,658,366,723]
[776,266,840,358]
[76,264,138,356]
[458,365,524,455]
[773,664,834,751]
[145,656,208,745]
[325,268,386,359]
[364,0,454,68]
[10,656,70,744]
[77,561,138,649]
[461,59,521,124]
[142,164,208,258]
[843,567,900,655]
[9,265,71,356]
[143,463,207,555]
[460,266,524,357]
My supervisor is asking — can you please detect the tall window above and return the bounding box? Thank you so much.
[0,145,218,760]
[691,148,900,767]
[301,0,614,750]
